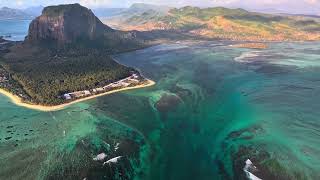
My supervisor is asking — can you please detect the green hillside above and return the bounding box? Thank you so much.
[110,6,320,41]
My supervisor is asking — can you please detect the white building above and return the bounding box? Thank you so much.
[84,90,91,96]
[132,74,139,79]
[63,94,72,100]
[96,88,104,92]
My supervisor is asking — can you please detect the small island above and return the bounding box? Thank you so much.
[0,4,155,111]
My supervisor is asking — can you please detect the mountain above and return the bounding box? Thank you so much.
[27,4,113,44]
[280,13,320,19]
[108,6,320,41]
[248,8,320,19]
[0,7,34,20]
[247,8,294,15]
[103,3,172,28]
[26,3,144,52]
[0,6,44,20]
[24,6,44,16]
[93,8,125,18]
[125,3,171,15]
[0,4,146,105]
[94,3,171,19]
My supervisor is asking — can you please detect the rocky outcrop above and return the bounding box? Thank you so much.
[26,3,114,44]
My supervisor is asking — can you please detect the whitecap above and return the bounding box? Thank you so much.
[243,159,262,180]
[103,156,122,165]
[115,143,120,151]
[93,153,107,161]
[155,44,188,51]
[234,51,262,63]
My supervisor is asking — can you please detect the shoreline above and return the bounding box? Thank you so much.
[0,79,155,112]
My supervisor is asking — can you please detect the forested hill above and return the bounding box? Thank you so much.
[107,6,320,41]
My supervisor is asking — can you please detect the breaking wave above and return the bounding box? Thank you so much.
[234,51,263,63]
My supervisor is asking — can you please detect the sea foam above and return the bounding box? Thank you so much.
[234,51,262,62]
[243,159,262,180]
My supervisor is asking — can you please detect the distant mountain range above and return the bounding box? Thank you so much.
[121,3,171,15]
[0,6,43,20]
[92,8,125,18]
[105,4,320,41]
[24,6,44,16]
[2,3,320,21]
[0,3,170,20]
[98,3,171,25]
[0,7,34,20]
[93,3,170,19]
[100,3,172,30]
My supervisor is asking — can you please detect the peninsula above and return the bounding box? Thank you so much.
[0,79,155,111]
[0,4,155,111]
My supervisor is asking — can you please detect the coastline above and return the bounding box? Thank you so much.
[0,79,155,112]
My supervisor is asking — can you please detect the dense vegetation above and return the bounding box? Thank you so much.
[1,46,135,105]
[0,64,31,100]
[42,4,92,17]
[33,31,147,54]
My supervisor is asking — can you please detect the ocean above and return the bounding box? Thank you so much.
[0,20,31,41]
[0,22,320,180]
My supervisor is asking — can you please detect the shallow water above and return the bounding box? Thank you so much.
[0,41,320,179]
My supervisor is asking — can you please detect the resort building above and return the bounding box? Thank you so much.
[61,73,142,101]
[63,94,72,100]
[84,90,91,96]
[96,88,104,92]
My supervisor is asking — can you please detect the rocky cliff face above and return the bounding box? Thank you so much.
[27,3,114,44]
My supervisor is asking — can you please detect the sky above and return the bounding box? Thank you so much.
[1,0,320,14]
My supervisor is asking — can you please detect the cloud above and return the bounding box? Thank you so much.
[15,0,24,6]
[79,0,112,7]
[305,0,318,4]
